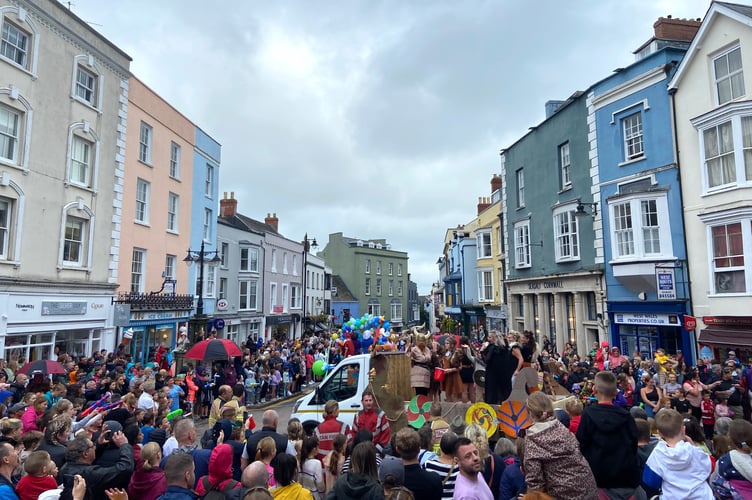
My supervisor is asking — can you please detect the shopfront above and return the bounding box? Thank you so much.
[265,314,299,341]
[125,310,191,363]
[698,316,752,363]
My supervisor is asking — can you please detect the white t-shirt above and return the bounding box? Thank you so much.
[162,436,178,458]
[452,471,493,500]
[138,392,155,411]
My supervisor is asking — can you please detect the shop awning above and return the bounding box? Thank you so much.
[698,326,752,347]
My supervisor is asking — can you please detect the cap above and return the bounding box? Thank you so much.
[729,351,736,356]
[572,383,581,391]
[378,455,404,486]
[148,428,167,447]
[8,403,26,414]
[601,341,609,348]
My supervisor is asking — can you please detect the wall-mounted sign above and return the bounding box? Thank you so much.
[214,318,226,329]
[216,299,229,311]
[41,301,87,316]
[614,313,680,326]
[656,269,676,300]
[528,280,564,290]
[703,316,752,326]
[684,315,697,331]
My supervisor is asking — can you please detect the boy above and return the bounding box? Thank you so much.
[16,450,58,500]
[643,408,713,498]
[576,370,641,498]
[701,390,715,440]
[565,398,583,434]
[670,388,691,415]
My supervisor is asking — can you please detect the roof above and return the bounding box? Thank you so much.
[331,275,358,301]
[217,213,277,236]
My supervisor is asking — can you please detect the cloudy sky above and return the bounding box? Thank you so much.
[67,0,712,294]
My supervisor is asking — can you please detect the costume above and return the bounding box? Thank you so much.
[409,345,432,393]
[353,408,390,454]
[441,349,463,396]
[273,482,314,500]
[643,439,713,499]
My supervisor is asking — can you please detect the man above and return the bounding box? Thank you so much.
[209,385,240,427]
[227,460,270,500]
[314,400,352,458]
[452,437,493,500]
[717,367,745,420]
[725,350,741,369]
[159,418,211,485]
[241,409,296,469]
[395,427,442,500]
[352,390,390,455]
[129,366,146,390]
[59,432,134,499]
[157,453,197,500]
[0,442,18,500]
[8,374,26,405]
[138,382,157,412]
[165,377,184,413]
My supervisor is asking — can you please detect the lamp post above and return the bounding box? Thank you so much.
[183,241,222,344]
[301,234,318,339]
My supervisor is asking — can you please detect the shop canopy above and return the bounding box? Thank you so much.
[698,326,752,347]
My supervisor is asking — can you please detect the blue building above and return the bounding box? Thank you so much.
[590,18,698,364]
[442,229,480,335]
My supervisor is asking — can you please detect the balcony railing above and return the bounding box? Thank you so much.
[113,292,194,311]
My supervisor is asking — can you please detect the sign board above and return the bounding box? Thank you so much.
[656,268,676,300]
[614,313,680,326]
[684,315,697,331]
[41,301,87,316]
[113,304,131,326]
[214,318,226,330]
[216,299,229,311]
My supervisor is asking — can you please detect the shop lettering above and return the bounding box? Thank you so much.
[132,311,180,320]
[528,281,564,290]
[15,304,34,310]
[90,303,104,310]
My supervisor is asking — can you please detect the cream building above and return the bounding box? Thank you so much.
[0,0,131,359]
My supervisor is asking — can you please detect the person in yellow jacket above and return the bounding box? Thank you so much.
[272,453,313,500]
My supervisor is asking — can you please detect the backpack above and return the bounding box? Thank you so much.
[200,477,239,500]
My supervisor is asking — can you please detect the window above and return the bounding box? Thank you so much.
[365,259,371,274]
[368,303,381,316]
[283,253,288,274]
[293,255,298,276]
[0,104,20,163]
[376,278,382,296]
[167,193,179,232]
[0,197,10,259]
[282,284,289,312]
[170,142,180,179]
[205,164,214,197]
[271,249,277,272]
[69,136,92,187]
[63,216,85,265]
[388,280,394,296]
[218,278,227,300]
[397,263,402,276]
[131,249,145,293]
[135,179,149,223]
[164,254,176,280]
[220,242,229,268]
[715,46,745,105]
[291,285,301,309]
[138,122,152,164]
[365,277,371,295]
[203,208,211,241]
[203,266,216,298]
[397,281,403,297]
[516,168,525,207]
[609,195,671,260]
[478,270,493,302]
[75,66,96,105]
[553,209,579,262]
[376,261,382,275]
[477,231,492,258]
[699,115,752,191]
[623,112,644,161]
[388,262,393,275]
[712,222,745,293]
[239,279,258,310]
[391,302,402,321]
[560,142,571,188]
[269,283,277,310]
[586,292,597,321]
[1,20,28,68]
[514,221,531,268]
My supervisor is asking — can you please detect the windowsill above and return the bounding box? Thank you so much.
[516,205,526,211]
[707,292,752,298]
[702,184,752,197]
[138,159,153,168]
[559,185,572,193]
[0,260,20,267]
[0,56,35,79]
[618,155,647,167]
[555,257,581,264]
[169,175,181,182]
[59,264,89,272]
[166,229,179,235]
[609,256,677,265]
[134,220,150,227]
[64,181,96,194]
[515,265,531,269]
[0,157,26,172]
[70,95,101,114]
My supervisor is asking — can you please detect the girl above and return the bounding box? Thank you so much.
[442,337,462,403]
[255,436,277,487]
[322,434,346,494]
[716,395,732,420]
[299,436,325,500]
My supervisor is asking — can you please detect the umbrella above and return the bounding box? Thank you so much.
[184,338,242,361]
[18,359,67,376]
[434,334,460,347]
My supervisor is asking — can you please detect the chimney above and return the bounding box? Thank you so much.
[265,212,279,232]
[477,196,491,214]
[490,174,502,193]
[653,16,701,42]
[219,191,238,217]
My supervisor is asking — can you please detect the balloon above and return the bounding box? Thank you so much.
[312,360,326,377]
[331,333,338,341]
[363,330,372,340]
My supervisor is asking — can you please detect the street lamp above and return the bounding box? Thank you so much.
[301,234,318,339]
[183,240,222,343]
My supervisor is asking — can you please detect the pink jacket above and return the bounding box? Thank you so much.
[21,406,40,433]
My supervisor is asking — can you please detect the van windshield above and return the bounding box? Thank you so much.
[316,362,359,404]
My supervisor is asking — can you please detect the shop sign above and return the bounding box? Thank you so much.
[684,315,697,331]
[41,301,87,316]
[217,299,229,311]
[703,316,752,326]
[132,311,185,320]
[614,312,680,326]
[528,280,564,290]
[113,304,131,326]
[266,314,292,325]
[215,318,226,329]
[656,269,676,300]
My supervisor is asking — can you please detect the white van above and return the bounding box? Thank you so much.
[290,354,371,427]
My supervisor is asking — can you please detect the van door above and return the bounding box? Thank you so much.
[312,359,363,422]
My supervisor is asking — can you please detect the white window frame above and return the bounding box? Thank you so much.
[388,279,394,296]
[376,260,382,275]
[0,102,20,165]
[623,112,644,161]
[388,262,393,275]
[131,248,146,293]
[291,284,301,309]
[477,269,494,302]
[164,254,176,281]
[220,242,229,268]
[369,303,381,316]
[0,8,38,76]
[292,254,298,276]
[397,280,403,297]
[365,259,371,274]
[560,142,571,189]
[476,230,492,259]
[695,108,752,193]
[514,220,531,268]
[714,45,745,106]
[516,168,525,208]
[1,18,28,69]
[608,193,673,262]
[376,278,382,296]
[0,196,11,260]
[390,302,402,321]
[62,215,85,266]
[205,163,214,197]
[59,201,93,271]
[365,277,371,295]
[65,122,99,190]
[283,253,288,274]
[707,220,749,295]
[169,142,181,179]
[138,122,152,164]
[269,282,277,311]
[218,277,227,300]
[69,135,93,187]
[271,249,277,272]
[282,284,289,312]
[553,206,580,262]
[205,265,216,298]
[240,279,258,310]
[167,192,179,232]
[203,208,211,241]
[135,178,150,224]
[397,263,402,276]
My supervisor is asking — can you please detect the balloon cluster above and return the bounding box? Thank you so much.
[336,314,396,352]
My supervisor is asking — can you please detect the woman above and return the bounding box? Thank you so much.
[323,434,347,494]
[523,392,596,499]
[327,442,384,500]
[639,374,662,418]
[616,373,634,408]
[21,396,47,433]
[195,442,241,496]
[519,331,538,370]
[273,453,314,500]
[37,415,72,468]
[288,419,304,455]
[0,418,21,447]
[423,432,459,500]
[683,368,719,422]
[299,436,326,500]
[127,441,167,500]
[442,338,463,403]
[409,333,432,397]
[714,419,752,498]
[496,437,526,500]
[429,345,445,402]
[53,399,100,436]
[458,337,476,404]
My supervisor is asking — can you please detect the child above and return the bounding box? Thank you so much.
[16,450,58,500]
[670,388,691,416]
[643,408,713,498]
[701,390,716,441]
[716,395,732,420]
[244,370,257,406]
[141,411,155,445]
[269,368,280,400]
[20,431,43,467]
[658,396,672,411]
[565,398,583,434]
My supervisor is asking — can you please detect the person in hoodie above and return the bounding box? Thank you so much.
[714,419,752,499]
[523,391,596,500]
[643,408,713,499]
[273,452,314,500]
[194,441,241,496]
[327,441,384,500]
[576,370,641,499]
[128,442,167,500]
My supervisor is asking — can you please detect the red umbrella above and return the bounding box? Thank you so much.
[184,338,242,361]
[17,359,67,376]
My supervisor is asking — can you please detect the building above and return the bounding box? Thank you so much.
[669,1,752,360]
[441,225,479,335]
[330,275,359,327]
[0,0,131,359]
[475,176,506,332]
[320,232,409,330]
[592,17,698,364]
[501,92,604,355]
[407,277,419,327]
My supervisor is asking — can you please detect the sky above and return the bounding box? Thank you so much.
[65,0,714,295]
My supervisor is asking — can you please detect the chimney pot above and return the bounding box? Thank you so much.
[220,192,238,217]
[265,213,279,232]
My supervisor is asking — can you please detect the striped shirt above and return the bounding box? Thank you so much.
[423,459,457,500]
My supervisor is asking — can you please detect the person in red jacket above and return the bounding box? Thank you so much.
[16,450,57,500]
[314,400,352,459]
[352,390,390,455]
[343,333,355,358]
[195,442,241,496]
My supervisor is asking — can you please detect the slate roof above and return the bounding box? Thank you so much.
[332,275,358,301]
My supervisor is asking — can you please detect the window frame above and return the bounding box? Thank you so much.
[514,220,531,268]
[69,135,93,187]
[553,207,580,263]
[62,215,85,266]
[167,192,179,233]
[608,193,673,262]
[131,248,146,293]
[477,269,494,302]
[390,301,402,321]
[239,247,258,272]
[695,109,752,193]
[476,230,492,259]
[559,142,571,189]
[0,102,20,165]
[708,221,747,295]
[164,254,176,281]
[74,65,96,106]
[0,196,11,260]
[376,278,382,296]
[622,112,644,162]
[714,45,745,106]
[365,277,371,295]
[397,263,402,276]
[135,178,150,224]
[203,208,211,241]
[205,163,214,197]
[516,168,525,208]
[365,259,371,274]
[169,141,181,179]
[138,122,152,165]
[0,19,28,69]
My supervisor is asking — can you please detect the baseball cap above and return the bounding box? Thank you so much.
[8,403,26,414]
[378,455,404,486]
[729,350,736,356]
